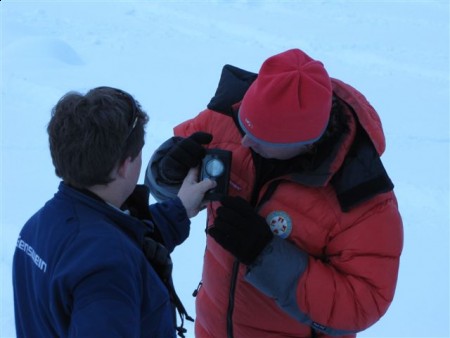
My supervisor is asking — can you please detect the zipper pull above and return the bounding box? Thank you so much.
[192,281,203,297]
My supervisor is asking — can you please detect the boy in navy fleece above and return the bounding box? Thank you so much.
[13,87,215,338]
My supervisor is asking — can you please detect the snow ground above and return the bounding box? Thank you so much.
[1,1,449,337]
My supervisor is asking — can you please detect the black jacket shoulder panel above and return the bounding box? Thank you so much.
[207,64,257,115]
[331,125,394,212]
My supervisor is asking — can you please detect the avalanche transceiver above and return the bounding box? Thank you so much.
[200,148,232,200]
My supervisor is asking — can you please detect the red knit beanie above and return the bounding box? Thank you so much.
[239,49,332,146]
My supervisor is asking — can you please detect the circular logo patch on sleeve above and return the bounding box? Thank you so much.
[266,211,292,239]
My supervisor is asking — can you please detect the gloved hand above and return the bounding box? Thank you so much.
[159,132,213,182]
[208,196,273,265]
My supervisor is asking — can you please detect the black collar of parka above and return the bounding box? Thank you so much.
[207,64,257,116]
[330,125,394,212]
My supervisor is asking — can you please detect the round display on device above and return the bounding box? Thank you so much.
[205,158,224,177]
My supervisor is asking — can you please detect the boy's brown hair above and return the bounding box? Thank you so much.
[48,86,149,188]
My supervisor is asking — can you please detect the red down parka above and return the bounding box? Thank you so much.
[146,65,403,338]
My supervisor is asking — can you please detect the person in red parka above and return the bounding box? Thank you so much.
[145,48,404,338]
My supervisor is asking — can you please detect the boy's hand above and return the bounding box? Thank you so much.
[178,167,216,218]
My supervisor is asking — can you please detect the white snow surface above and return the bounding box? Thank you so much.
[1,1,449,337]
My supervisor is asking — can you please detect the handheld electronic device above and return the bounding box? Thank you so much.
[200,148,232,200]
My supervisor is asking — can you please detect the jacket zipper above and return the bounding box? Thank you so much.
[225,140,284,338]
[225,181,282,338]
[226,259,240,338]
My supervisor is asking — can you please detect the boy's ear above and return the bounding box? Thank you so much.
[117,157,132,178]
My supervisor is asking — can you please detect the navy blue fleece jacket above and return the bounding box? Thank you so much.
[13,182,190,338]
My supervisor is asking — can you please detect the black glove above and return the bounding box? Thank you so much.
[208,196,273,265]
[159,132,212,182]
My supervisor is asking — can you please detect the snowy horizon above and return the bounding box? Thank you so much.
[1,1,449,337]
